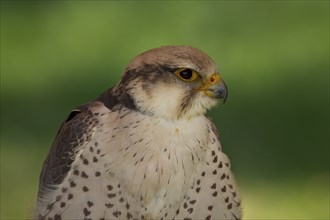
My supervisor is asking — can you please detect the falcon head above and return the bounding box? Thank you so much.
[114,46,227,120]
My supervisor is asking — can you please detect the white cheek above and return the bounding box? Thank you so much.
[185,93,218,117]
[131,82,184,119]
[199,94,218,109]
[148,85,183,118]
[129,80,218,119]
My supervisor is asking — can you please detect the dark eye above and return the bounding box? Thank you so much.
[176,68,198,81]
[179,69,193,79]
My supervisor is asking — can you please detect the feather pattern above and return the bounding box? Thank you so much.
[35,46,241,220]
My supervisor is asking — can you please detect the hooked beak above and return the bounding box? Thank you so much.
[196,73,228,103]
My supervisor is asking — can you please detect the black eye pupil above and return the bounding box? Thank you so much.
[179,69,193,79]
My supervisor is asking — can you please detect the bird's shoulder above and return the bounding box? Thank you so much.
[38,86,134,184]
[37,99,118,198]
[38,105,92,188]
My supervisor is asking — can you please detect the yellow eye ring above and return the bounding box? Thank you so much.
[175,68,198,82]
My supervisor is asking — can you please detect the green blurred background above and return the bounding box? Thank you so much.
[1,1,329,219]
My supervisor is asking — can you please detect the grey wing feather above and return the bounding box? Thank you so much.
[37,104,98,200]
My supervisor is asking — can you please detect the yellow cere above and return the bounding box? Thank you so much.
[197,73,221,91]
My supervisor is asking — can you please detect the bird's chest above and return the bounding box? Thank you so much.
[100,114,210,214]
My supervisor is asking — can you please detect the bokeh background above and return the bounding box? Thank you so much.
[1,1,329,219]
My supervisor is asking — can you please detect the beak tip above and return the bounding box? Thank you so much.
[223,96,228,104]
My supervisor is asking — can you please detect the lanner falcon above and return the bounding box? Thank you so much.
[35,46,242,220]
